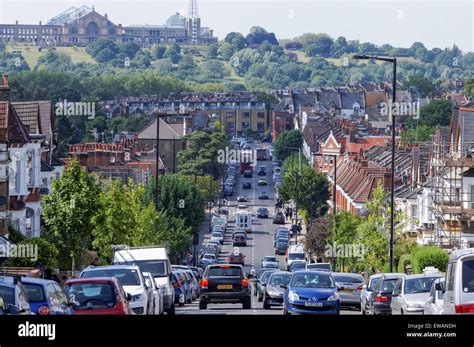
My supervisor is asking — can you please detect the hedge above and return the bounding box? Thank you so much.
[397,254,412,273]
[411,246,449,274]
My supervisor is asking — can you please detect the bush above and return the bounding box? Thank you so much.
[3,237,59,269]
[411,246,449,274]
[397,254,412,273]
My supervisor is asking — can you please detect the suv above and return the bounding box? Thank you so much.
[199,264,251,310]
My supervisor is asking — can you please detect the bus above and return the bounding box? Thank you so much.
[256,148,267,161]
[240,150,254,173]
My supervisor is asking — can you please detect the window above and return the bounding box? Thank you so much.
[243,112,250,118]
[411,205,418,218]
[242,122,250,129]
[226,112,234,118]
[257,112,265,118]
[257,123,265,132]
[462,259,474,293]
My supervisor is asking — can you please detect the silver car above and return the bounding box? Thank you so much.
[360,274,383,315]
[332,272,364,309]
[262,256,279,269]
[391,274,441,315]
[424,278,445,315]
[263,271,291,309]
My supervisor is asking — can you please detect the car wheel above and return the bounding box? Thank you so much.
[263,299,270,310]
[243,298,251,309]
[400,309,404,315]
[166,304,175,315]
[258,293,263,302]
[199,300,207,310]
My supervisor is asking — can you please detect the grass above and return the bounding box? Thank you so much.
[6,43,96,68]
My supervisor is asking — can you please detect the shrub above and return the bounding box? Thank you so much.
[411,246,449,274]
[397,254,412,273]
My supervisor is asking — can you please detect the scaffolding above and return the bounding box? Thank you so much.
[430,140,474,249]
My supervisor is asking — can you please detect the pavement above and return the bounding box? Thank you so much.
[178,141,360,315]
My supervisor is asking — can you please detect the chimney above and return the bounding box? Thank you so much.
[383,169,392,189]
[0,74,10,101]
[360,159,368,168]
[348,128,356,143]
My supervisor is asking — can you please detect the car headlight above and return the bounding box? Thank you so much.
[407,303,423,308]
[288,290,299,302]
[132,293,144,302]
[327,292,339,301]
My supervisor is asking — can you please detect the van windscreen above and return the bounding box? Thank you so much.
[124,260,167,277]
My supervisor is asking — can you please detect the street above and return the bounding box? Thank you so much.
[177,142,360,315]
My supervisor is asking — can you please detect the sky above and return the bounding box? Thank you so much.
[0,0,472,52]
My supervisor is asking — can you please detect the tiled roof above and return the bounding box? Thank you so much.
[340,92,365,109]
[12,101,52,135]
[364,91,387,107]
[0,101,29,144]
[138,118,182,140]
[316,90,341,110]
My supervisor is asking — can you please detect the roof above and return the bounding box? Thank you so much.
[365,91,387,107]
[166,12,186,27]
[11,101,52,136]
[340,92,365,109]
[0,101,29,144]
[316,90,341,110]
[138,118,182,140]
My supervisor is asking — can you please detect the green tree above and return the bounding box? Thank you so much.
[164,43,181,64]
[3,238,59,269]
[465,78,474,97]
[152,45,167,59]
[411,246,449,273]
[274,130,303,161]
[400,125,437,144]
[207,44,219,59]
[42,159,101,271]
[404,74,436,98]
[406,99,453,128]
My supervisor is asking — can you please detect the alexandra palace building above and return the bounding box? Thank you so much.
[0,1,217,46]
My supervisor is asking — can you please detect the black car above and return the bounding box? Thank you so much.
[258,191,269,199]
[257,166,267,176]
[369,273,403,315]
[199,264,251,310]
[233,233,247,246]
[242,182,252,189]
[273,211,285,224]
[243,170,252,178]
[257,207,269,218]
[274,240,289,255]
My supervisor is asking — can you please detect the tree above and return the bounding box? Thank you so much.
[404,74,436,98]
[207,44,219,59]
[406,99,453,128]
[202,60,226,79]
[304,216,333,261]
[273,130,303,161]
[400,125,436,144]
[225,32,247,50]
[118,41,141,59]
[42,159,101,271]
[219,42,235,61]
[152,45,167,59]
[3,238,59,269]
[164,44,181,64]
[284,42,303,51]
[246,26,278,46]
[465,78,474,97]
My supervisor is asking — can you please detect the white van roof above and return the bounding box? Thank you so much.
[288,244,304,254]
[449,248,474,261]
[113,247,169,263]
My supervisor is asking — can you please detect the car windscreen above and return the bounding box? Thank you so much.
[404,277,439,294]
[0,285,15,305]
[82,268,141,286]
[368,277,381,291]
[288,253,305,260]
[307,264,331,271]
[65,282,117,310]
[122,260,167,277]
[380,278,399,292]
[333,275,364,284]
[203,254,215,259]
[212,232,223,237]
[261,270,275,283]
[23,284,46,303]
[208,267,241,277]
[462,259,474,293]
[290,273,335,288]
[265,257,277,262]
[269,273,291,286]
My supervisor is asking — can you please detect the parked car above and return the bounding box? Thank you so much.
[142,272,163,315]
[257,268,279,302]
[80,265,152,315]
[257,207,269,218]
[171,271,187,306]
[22,278,73,315]
[424,278,446,315]
[368,273,403,315]
[211,231,225,245]
[0,276,31,315]
[200,253,218,268]
[206,240,222,253]
[332,273,364,310]
[275,239,289,255]
[64,277,134,315]
[288,261,306,272]
[237,195,248,202]
[228,253,245,265]
[258,191,269,199]
[212,225,225,235]
[391,274,442,315]
[273,211,285,224]
[441,248,474,314]
[258,167,266,176]
[258,179,267,186]
[172,266,200,301]
[306,263,332,272]
[262,256,279,269]
[283,271,340,315]
[263,271,291,309]
[199,264,251,309]
[242,182,252,189]
[243,170,252,178]
[360,274,383,315]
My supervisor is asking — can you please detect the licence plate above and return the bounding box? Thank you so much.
[217,284,233,290]
[304,302,323,307]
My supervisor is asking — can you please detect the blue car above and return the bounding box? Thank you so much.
[257,207,269,218]
[283,271,340,315]
[21,278,73,315]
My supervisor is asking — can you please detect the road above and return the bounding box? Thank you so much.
[177,142,360,315]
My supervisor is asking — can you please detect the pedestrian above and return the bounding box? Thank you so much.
[297,222,302,235]
[289,208,293,221]
[285,210,289,221]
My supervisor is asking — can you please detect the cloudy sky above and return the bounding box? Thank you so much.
[0,0,472,51]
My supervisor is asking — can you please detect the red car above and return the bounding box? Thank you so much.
[64,278,134,315]
[228,253,245,265]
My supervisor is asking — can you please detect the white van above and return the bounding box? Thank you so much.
[235,210,252,233]
[113,246,175,315]
[441,248,474,314]
[286,244,306,270]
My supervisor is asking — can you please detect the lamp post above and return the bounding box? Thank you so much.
[353,54,397,272]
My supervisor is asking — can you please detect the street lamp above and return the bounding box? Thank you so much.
[353,54,397,272]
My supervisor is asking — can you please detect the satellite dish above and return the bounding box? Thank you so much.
[109,156,116,164]
[12,200,25,210]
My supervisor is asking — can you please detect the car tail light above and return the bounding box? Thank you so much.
[173,282,181,289]
[200,279,209,289]
[455,304,474,314]
[220,265,230,268]
[357,285,364,291]
[375,294,389,303]
[38,306,50,315]
[242,278,249,287]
